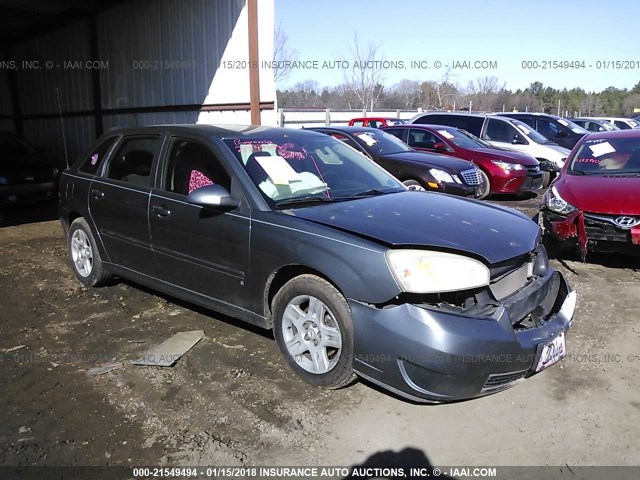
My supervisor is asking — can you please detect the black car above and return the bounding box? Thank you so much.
[569,118,618,132]
[0,131,59,205]
[59,125,575,402]
[307,126,488,198]
[497,113,588,150]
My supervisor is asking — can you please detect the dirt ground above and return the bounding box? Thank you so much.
[1,194,639,471]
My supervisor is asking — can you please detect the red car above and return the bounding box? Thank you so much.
[540,129,640,259]
[382,124,542,199]
[348,117,407,128]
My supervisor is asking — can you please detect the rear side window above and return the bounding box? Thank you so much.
[105,136,161,187]
[415,115,483,136]
[414,114,453,125]
[383,128,405,142]
[79,136,117,175]
[351,120,364,127]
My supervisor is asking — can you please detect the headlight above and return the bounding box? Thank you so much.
[429,168,455,183]
[386,250,490,293]
[0,176,7,185]
[491,160,524,172]
[544,185,576,215]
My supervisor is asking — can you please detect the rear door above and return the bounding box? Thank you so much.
[88,135,162,275]
[148,136,251,308]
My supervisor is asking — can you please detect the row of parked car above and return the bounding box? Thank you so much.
[340,112,640,260]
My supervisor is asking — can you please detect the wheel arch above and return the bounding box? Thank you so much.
[263,264,347,328]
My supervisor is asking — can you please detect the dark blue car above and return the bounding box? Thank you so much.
[59,125,576,402]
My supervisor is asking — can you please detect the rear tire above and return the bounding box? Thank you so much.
[68,218,112,287]
[541,171,552,188]
[272,274,355,389]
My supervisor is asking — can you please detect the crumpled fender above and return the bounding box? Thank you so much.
[550,210,588,261]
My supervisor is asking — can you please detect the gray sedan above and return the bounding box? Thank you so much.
[59,125,576,402]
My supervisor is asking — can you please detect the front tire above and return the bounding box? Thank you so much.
[68,218,112,287]
[403,179,426,191]
[272,274,355,389]
[477,170,491,199]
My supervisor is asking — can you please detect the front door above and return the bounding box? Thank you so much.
[149,137,250,308]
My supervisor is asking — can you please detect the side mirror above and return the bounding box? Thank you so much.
[512,134,527,145]
[556,130,568,137]
[187,184,239,209]
[433,142,449,151]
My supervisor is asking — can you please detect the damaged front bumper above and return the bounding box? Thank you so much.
[541,208,640,257]
[349,268,575,403]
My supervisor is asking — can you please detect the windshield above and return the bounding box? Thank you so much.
[222,132,405,206]
[386,119,407,125]
[511,120,551,144]
[351,130,413,155]
[437,127,489,148]
[568,137,640,175]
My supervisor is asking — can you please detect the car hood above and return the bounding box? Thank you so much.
[555,174,640,215]
[287,191,539,265]
[381,151,474,172]
[466,147,539,165]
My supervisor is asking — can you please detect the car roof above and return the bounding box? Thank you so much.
[381,124,456,131]
[579,129,640,140]
[103,124,316,139]
[350,117,400,121]
[307,126,381,133]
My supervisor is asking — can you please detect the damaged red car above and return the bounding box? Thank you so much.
[540,129,640,259]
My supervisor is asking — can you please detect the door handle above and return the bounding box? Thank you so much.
[152,205,171,217]
[91,189,104,199]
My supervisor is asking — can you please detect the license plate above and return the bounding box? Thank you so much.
[535,332,566,372]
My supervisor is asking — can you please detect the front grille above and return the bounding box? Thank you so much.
[460,168,482,186]
[584,213,636,242]
[482,369,528,393]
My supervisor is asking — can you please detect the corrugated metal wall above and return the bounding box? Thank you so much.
[0,64,14,131]
[5,0,246,167]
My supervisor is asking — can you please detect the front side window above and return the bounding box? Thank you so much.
[162,138,231,195]
[408,129,440,149]
[537,119,560,139]
[79,136,118,175]
[484,118,515,143]
[105,136,161,187]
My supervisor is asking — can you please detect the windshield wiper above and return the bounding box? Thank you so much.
[602,171,640,177]
[568,170,586,175]
[275,194,336,208]
[338,188,399,200]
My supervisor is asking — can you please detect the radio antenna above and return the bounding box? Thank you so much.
[56,87,69,168]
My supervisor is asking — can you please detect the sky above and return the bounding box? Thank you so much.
[275,0,640,93]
